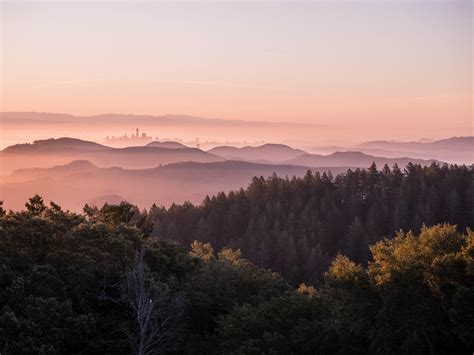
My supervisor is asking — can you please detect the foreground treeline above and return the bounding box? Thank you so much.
[150,163,473,285]
[0,196,473,354]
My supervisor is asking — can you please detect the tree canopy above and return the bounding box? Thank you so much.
[150,163,473,285]
[0,163,473,354]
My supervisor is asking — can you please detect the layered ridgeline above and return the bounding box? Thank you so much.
[308,136,474,164]
[0,196,472,353]
[355,136,474,164]
[1,137,440,211]
[209,143,441,167]
[1,137,438,173]
[2,113,472,164]
[0,137,223,173]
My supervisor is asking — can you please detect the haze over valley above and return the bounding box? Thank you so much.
[0,128,470,211]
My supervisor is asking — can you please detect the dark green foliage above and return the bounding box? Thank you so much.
[0,197,287,353]
[150,163,473,285]
[216,290,326,354]
[364,225,474,353]
[0,198,194,354]
[1,163,473,354]
[184,242,289,352]
[217,225,474,354]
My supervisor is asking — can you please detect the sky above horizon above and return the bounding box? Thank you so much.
[1,0,472,138]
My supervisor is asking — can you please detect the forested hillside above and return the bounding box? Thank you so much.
[150,163,473,285]
[0,197,472,353]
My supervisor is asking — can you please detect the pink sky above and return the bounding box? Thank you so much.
[1,1,472,138]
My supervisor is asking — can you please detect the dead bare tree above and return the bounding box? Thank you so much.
[121,248,185,355]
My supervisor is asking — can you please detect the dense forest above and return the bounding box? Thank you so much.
[0,195,473,354]
[149,163,473,285]
[1,163,473,354]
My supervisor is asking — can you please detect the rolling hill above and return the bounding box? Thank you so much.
[208,144,307,162]
[0,137,223,173]
[146,141,188,149]
[355,137,473,164]
[0,160,349,211]
[0,137,446,175]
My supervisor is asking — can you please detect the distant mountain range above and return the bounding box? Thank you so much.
[0,112,316,128]
[208,144,438,167]
[2,112,471,163]
[0,137,222,173]
[0,136,460,211]
[358,136,474,150]
[1,137,441,174]
[355,137,473,164]
[307,137,473,164]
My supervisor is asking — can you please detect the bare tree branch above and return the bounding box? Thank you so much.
[121,248,185,355]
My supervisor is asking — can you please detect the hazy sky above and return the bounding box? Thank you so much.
[1,0,472,134]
